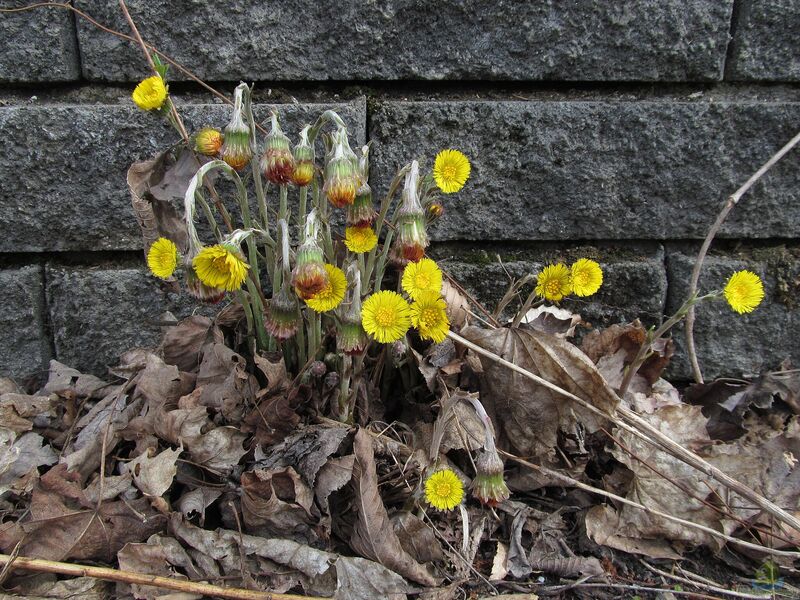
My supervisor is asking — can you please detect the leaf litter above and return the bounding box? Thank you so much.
[1,307,799,599]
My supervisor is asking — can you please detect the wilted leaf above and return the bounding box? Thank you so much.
[184,427,247,474]
[242,385,305,447]
[83,473,134,505]
[0,431,57,497]
[195,342,259,423]
[315,454,355,514]
[255,425,348,487]
[334,556,413,600]
[441,279,469,330]
[489,541,509,581]
[392,512,445,564]
[241,467,318,543]
[350,429,436,586]
[0,393,56,433]
[462,326,618,458]
[8,575,111,600]
[253,353,290,395]
[177,486,223,525]
[43,360,113,400]
[585,504,682,560]
[161,316,223,373]
[135,353,188,411]
[520,305,582,338]
[153,406,209,446]
[125,446,181,497]
[118,537,202,600]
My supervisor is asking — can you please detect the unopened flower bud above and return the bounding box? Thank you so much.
[347,181,377,227]
[194,127,224,156]
[292,211,329,300]
[338,320,368,356]
[391,339,408,364]
[427,202,444,221]
[292,125,315,186]
[391,161,428,266]
[323,129,359,208]
[265,282,301,341]
[260,113,295,185]
[221,86,252,171]
[472,449,510,507]
[185,269,226,304]
[324,370,339,389]
[337,265,369,356]
[310,361,327,378]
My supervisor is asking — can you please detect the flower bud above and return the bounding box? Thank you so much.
[194,127,224,156]
[265,282,301,341]
[260,113,295,185]
[426,202,444,221]
[337,265,368,356]
[292,211,329,300]
[292,125,315,186]
[471,449,510,507]
[391,161,428,266]
[221,86,252,171]
[391,339,408,364]
[310,360,327,378]
[347,181,377,227]
[323,129,359,208]
[185,269,226,304]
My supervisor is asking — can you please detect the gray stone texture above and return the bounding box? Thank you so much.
[370,100,800,242]
[727,0,800,81]
[665,249,800,381]
[431,244,667,331]
[74,1,732,82]
[0,99,365,252]
[0,265,49,380]
[0,1,80,82]
[47,265,211,375]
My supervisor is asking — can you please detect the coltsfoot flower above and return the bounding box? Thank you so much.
[392,161,428,265]
[265,283,301,340]
[338,319,369,356]
[146,237,178,280]
[570,258,603,297]
[535,263,572,302]
[347,182,377,227]
[402,257,443,301]
[424,468,464,511]
[306,264,347,313]
[185,269,225,304]
[220,86,252,171]
[192,244,249,291]
[472,450,510,507]
[344,226,378,254]
[292,243,329,300]
[194,127,224,156]
[361,290,412,344]
[261,113,295,185]
[410,291,450,343]
[724,270,765,314]
[292,126,315,186]
[132,75,168,111]
[433,149,470,194]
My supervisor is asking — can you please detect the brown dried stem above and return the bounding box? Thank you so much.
[685,129,800,383]
[0,553,328,600]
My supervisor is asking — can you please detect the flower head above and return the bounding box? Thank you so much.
[724,270,765,314]
[410,292,450,343]
[347,182,377,227]
[132,76,168,111]
[570,258,603,297]
[535,263,572,302]
[220,85,252,171]
[192,244,249,292]
[472,450,510,507]
[324,129,359,208]
[344,226,378,254]
[266,282,301,340]
[261,113,295,185]
[293,212,329,299]
[185,270,226,304]
[306,264,347,312]
[433,149,470,194]
[361,290,412,344]
[402,258,443,301]
[424,469,464,511]
[392,161,428,265]
[194,127,224,156]
[292,126,315,186]
[146,237,178,280]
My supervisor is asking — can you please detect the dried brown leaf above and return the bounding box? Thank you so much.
[177,487,223,525]
[441,279,469,330]
[195,342,259,423]
[125,446,181,497]
[184,427,247,474]
[161,316,223,373]
[254,425,348,487]
[0,394,56,433]
[520,305,582,338]
[241,466,318,542]
[0,431,58,497]
[117,537,202,600]
[462,326,618,458]
[241,385,306,447]
[315,454,355,514]
[392,512,446,564]
[350,428,437,586]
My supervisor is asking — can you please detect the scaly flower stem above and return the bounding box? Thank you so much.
[298,185,308,239]
[236,290,256,355]
[339,354,353,422]
[373,229,395,294]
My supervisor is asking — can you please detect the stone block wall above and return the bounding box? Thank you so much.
[1,1,798,382]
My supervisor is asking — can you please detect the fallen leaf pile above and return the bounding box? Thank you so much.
[1,310,798,598]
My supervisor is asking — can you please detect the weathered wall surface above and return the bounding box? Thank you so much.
[1,1,798,381]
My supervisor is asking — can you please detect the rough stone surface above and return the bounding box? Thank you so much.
[370,100,800,241]
[0,265,49,381]
[74,1,732,82]
[727,0,800,81]
[0,2,80,82]
[0,99,365,252]
[665,249,800,381]
[47,265,214,375]
[431,243,667,331]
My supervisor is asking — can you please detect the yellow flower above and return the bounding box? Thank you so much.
[146,237,178,280]
[344,226,378,253]
[424,469,463,511]
[402,257,443,301]
[724,270,765,314]
[361,290,412,344]
[570,258,603,297]
[535,263,572,302]
[192,244,249,292]
[132,75,168,111]
[306,264,347,313]
[410,291,450,343]
[433,149,471,194]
